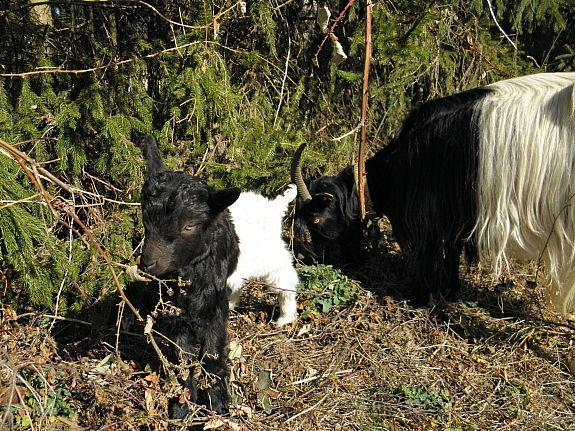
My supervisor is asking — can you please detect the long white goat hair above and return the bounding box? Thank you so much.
[473,72,575,313]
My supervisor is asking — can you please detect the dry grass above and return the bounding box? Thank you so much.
[2,229,575,431]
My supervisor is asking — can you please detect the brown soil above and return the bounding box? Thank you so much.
[2,228,575,431]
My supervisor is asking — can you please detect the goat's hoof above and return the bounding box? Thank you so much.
[168,398,190,419]
[275,315,297,327]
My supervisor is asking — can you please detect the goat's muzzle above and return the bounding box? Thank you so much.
[139,238,175,277]
[138,256,158,274]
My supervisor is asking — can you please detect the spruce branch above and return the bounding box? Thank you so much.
[0,40,295,86]
[452,30,513,78]
[16,0,243,31]
[0,138,144,322]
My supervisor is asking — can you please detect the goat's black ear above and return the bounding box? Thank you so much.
[340,165,355,181]
[338,165,356,191]
[208,187,241,214]
[143,136,166,176]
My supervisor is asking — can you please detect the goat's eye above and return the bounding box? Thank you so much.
[182,223,200,232]
[313,218,321,224]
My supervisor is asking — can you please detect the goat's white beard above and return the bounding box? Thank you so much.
[226,184,299,326]
[472,72,575,314]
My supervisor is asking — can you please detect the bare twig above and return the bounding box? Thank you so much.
[0,193,43,210]
[47,202,74,336]
[332,123,361,142]
[143,316,177,379]
[486,0,517,50]
[0,40,294,87]
[274,16,291,127]
[285,392,330,423]
[313,0,357,64]
[291,369,354,385]
[68,187,140,206]
[0,143,72,193]
[358,0,373,220]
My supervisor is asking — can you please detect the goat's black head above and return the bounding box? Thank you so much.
[291,144,363,265]
[291,143,359,241]
[299,166,358,240]
[139,136,240,277]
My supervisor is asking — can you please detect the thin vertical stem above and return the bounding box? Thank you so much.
[358,0,373,220]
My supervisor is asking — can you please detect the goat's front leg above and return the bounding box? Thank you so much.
[266,266,298,327]
[167,330,198,420]
[196,316,229,415]
[167,317,229,419]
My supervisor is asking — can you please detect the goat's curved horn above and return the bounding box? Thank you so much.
[143,136,166,176]
[290,143,312,203]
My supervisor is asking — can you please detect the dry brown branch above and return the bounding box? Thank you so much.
[358,0,373,220]
[0,40,294,86]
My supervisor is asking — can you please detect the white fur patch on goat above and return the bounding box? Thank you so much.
[227,184,299,326]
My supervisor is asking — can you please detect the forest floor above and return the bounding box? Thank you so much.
[2,224,575,431]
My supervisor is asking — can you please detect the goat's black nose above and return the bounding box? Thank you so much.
[139,259,157,272]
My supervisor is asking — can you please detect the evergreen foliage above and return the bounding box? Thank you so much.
[0,0,572,314]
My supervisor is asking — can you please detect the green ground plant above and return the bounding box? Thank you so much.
[297,264,360,319]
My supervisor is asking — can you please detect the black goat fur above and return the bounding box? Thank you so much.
[139,136,240,418]
[366,89,486,304]
[293,90,485,301]
[294,165,364,266]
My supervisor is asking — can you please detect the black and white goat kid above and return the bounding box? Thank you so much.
[139,136,298,418]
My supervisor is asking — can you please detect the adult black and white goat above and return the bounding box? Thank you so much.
[139,136,298,418]
[370,72,575,312]
[299,72,575,314]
